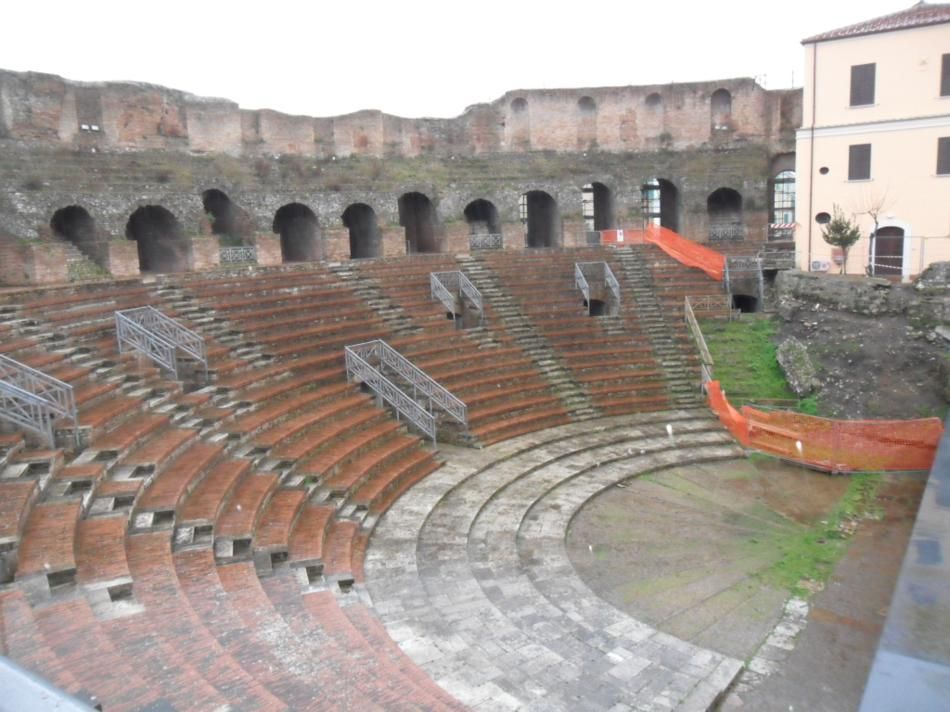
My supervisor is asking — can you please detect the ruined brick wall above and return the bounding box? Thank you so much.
[0,70,799,159]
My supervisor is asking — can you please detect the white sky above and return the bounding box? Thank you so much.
[1,1,909,118]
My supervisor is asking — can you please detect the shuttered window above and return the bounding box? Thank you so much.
[850,63,876,106]
[938,137,950,175]
[942,54,950,97]
[849,144,871,180]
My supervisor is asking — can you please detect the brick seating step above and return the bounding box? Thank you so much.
[178,458,253,525]
[296,419,402,485]
[91,412,170,455]
[255,393,374,453]
[75,516,130,585]
[134,440,226,515]
[254,488,308,553]
[227,381,354,439]
[288,504,335,564]
[320,433,420,496]
[15,500,81,584]
[126,533,286,709]
[350,447,441,511]
[0,480,38,557]
[215,472,279,542]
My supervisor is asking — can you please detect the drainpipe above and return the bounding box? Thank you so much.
[806,41,818,271]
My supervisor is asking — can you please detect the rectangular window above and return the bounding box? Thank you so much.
[849,144,872,180]
[938,137,950,175]
[850,63,876,106]
[942,54,950,97]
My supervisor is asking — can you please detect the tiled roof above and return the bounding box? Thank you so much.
[803,2,950,43]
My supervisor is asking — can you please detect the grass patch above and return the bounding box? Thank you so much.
[756,473,882,598]
[701,316,818,413]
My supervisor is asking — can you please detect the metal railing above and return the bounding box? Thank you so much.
[687,293,736,320]
[220,245,257,264]
[575,262,622,309]
[344,340,468,442]
[430,271,484,324]
[709,224,747,242]
[115,306,208,381]
[469,233,503,250]
[0,355,79,448]
[684,297,715,389]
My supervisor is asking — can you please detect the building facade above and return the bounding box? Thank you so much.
[796,2,950,279]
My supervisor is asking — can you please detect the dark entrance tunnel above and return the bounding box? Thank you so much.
[274,203,322,262]
[464,199,500,236]
[343,203,381,259]
[126,205,189,273]
[522,191,560,248]
[399,192,438,253]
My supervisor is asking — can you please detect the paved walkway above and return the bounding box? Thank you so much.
[364,411,745,711]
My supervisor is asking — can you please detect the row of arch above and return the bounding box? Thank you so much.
[48,183,753,273]
[510,89,735,129]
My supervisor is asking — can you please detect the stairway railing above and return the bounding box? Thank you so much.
[575,262,622,308]
[345,339,468,442]
[684,297,715,389]
[0,354,79,448]
[115,306,208,381]
[430,271,484,324]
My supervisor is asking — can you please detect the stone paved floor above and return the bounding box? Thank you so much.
[364,411,746,711]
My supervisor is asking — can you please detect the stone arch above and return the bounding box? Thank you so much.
[125,205,190,273]
[342,203,381,259]
[202,189,253,243]
[398,192,439,254]
[273,203,322,262]
[511,97,528,113]
[577,96,596,113]
[464,199,501,236]
[581,183,615,232]
[520,191,560,248]
[642,179,680,232]
[645,92,662,109]
[707,188,744,240]
[51,205,97,251]
[711,89,732,129]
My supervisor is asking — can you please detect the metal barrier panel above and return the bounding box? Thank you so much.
[574,263,590,303]
[430,272,458,314]
[220,245,257,264]
[431,271,484,324]
[470,233,503,250]
[0,354,78,448]
[576,262,621,308]
[345,346,437,441]
[115,306,208,381]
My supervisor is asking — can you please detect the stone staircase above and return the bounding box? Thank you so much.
[457,253,600,420]
[61,242,109,282]
[613,246,704,408]
[328,262,420,338]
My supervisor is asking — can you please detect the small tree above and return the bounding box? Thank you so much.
[821,205,862,274]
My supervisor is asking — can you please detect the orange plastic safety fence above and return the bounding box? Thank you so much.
[601,227,725,281]
[706,380,943,473]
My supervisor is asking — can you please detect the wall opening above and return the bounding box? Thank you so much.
[464,199,500,236]
[642,179,680,232]
[873,226,904,277]
[202,189,251,244]
[398,192,438,253]
[273,203,322,262]
[51,205,98,255]
[342,203,381,259]
[581,183,615,232]
[519,191,560,248]
[707,188,744,241]
[732,294,759,313]
[645,92,662,109]
[711,89,733,130]
[126,205,189,273]
[588,298,606,316]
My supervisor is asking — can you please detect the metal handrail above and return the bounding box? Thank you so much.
[0,354,78,448]
[346,340,467,426]
[115,306,208,381]
[469,233,503,250]
[430,271,484,324]
[344,346,437,442]
[576,262,621,308]
[220,245,257,264]
[684,296,715,390]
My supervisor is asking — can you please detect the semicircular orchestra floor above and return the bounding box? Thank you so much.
[365,409,751,711]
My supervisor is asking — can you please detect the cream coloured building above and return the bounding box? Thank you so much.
[796,2,950,279]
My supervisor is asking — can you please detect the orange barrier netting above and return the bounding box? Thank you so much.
[707,380,943,473]
[600,226,725,281]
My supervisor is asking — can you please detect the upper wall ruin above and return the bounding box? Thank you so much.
[0,69,801,158]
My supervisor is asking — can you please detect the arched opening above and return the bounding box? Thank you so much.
[519,191,560,248]
[641,179,680,232]
[707,188,744,241]
[511,98,528,113]
[711,89,732,130]
[732,294,759,313]
[126,205,189,273]
[770,170,796,240]
[873,226,904,277]
[398,192,438,254]
[464,199,500,236]
[645,92,662,109]
[581,183,615,232]
[202,189,251,244]
[342,203,381,259]
[577,96,596,113]
[273,203,322,262]
[51,205,97,248]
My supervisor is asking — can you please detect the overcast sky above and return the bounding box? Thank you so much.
[1,1,909,118]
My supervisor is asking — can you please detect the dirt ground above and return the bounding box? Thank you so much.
[777,309,947,420]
